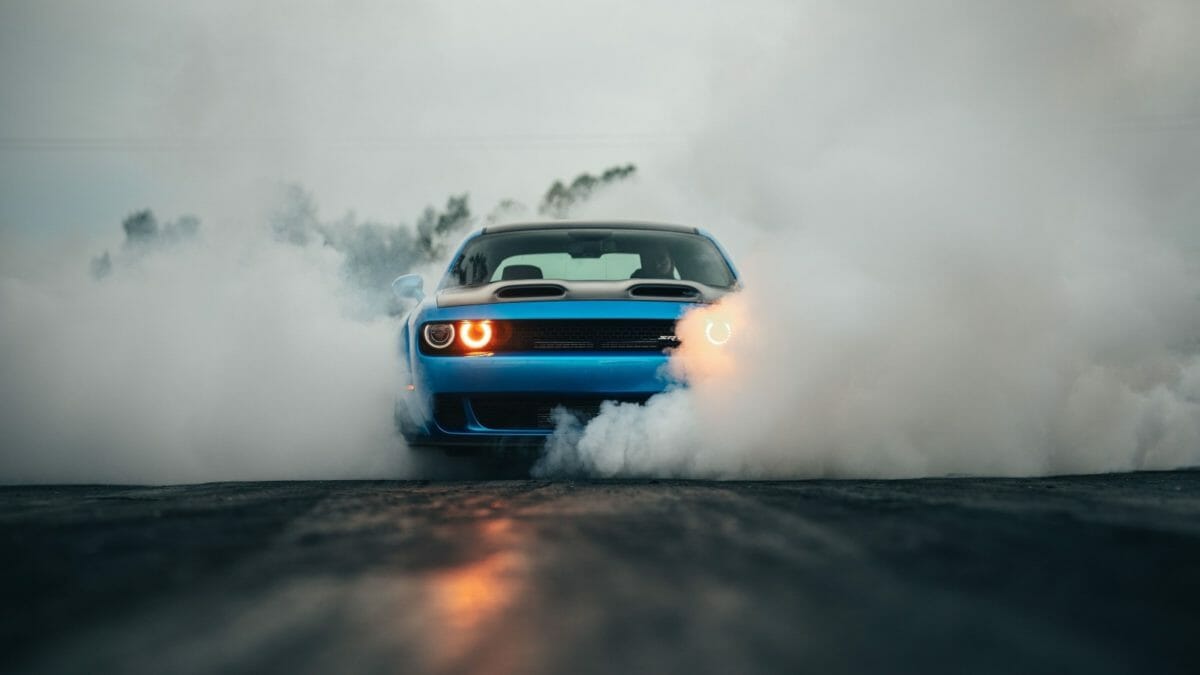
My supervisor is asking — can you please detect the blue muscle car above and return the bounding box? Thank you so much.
[392,221,739,451]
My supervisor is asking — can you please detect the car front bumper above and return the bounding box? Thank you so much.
[396,351,673,446]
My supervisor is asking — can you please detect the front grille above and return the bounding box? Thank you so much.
[508,320,677,352]
[418,319,679,354]
[470,395,652,430]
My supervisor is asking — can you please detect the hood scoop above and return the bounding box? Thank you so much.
[495,284,567,300]
[628,283,701,300]
[437,279,726,307]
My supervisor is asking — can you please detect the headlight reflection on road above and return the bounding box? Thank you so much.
[422,517,529,672]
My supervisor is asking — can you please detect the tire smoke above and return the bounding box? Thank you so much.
[0,220,410,484]
[536,1,1200,478]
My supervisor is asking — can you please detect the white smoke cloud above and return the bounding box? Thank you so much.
[537,0,1200,478]
[0,217,411,483]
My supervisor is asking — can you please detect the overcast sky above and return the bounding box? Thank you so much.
[0,0,790,234]
[1,1,1197,243]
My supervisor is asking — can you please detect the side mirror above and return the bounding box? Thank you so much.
[391,274,424,302]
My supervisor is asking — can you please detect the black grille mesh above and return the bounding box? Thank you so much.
[508,320,677,352]
[433,394,468,431]
[419,319,678,354]
[470,395,652,430]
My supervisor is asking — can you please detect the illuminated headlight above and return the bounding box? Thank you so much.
[705,319,732,346]
[459,320,494,350]
[423,322,455,349]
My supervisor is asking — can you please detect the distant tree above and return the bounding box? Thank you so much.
[92,209,202,278]
[90,251,112,280]
[415,193,472,261]
[122,210,159,245]
[93,164,638,316]
[538,163,637,218]
[540,181,571,219]
[171,215,200,240]
[119,209,200,249]
[267,191,475,315]
[270,184,320,245]
[484,199,528,225]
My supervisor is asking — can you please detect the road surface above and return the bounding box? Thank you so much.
[2,471,1198,674]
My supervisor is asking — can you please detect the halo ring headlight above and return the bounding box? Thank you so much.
[459,320,494,350]
[423,323,455,349]
[705,319,732,346]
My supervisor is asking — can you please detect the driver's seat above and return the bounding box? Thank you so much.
[501,264,543,281]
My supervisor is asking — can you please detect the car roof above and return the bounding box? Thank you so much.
[480,220,699,235]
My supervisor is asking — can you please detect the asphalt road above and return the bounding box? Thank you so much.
[2,471,1198,675]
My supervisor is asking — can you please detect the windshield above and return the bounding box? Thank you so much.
[442,228,735,289]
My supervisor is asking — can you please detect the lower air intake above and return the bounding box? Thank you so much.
[470,395,652,430]
[433,394,468,431]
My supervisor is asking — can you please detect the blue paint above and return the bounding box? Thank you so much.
[394,225,737,448]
